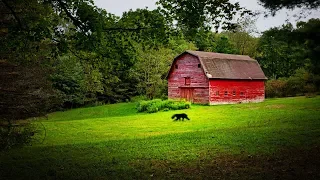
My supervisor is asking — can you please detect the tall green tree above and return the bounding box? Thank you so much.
[223,16,259,57]
[257,23,306,79]
[156,0,251,40]
[118,8,170,47]
[296,18,320,75]
[214,34,239,54]
[0,0,63,121]
[193,29,216,51]
[259,0,320,12]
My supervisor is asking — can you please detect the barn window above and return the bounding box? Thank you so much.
[240,92,244,96]
[233,90,236,96]
[224,91,228,96]
[216,91,219,96]
[185,77,191,85]
[175,65,178,69]
[198,64,201,68]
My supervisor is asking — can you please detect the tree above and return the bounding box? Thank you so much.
[296,18,320,75]
[257,23,306,79]
[224,31,259,57]
[133,46,173,99]
[50,55,86,108]
[214,34,239,54]
[191,28,216,51]
[259,0,320,12]
[156,0,251,39]
[223,16,259,57]
[118,8,170,47]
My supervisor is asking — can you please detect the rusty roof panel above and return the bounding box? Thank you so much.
[186,50,267,80]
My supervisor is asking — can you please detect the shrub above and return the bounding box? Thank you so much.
[266,68,320,98]
[136,101,149,112]
[147,104,159,113]
[168,103,179,110]
[266,78,287,98]
[136,99,191,113]
[0,122,36,150]
[305,84,317,98]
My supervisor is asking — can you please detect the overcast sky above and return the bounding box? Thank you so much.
[94,0,319,33]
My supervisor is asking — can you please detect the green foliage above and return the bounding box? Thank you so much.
[193,29,216,51]
[223,16,259,57]
[266,68,320,98]
[157,0,251,39]
[51,55,86,107]
[0,61,62,121]
[257,19,320,95]
[0,0,107,119]
[257,23,306,79]
[189,30,239,54]
[214,35,239,54]
[225,31,259,57]
[266,79,288,98]
[168,36,198,54]
[133,46,173,99]
[259,0,320,12]
[0,123,36,150]
[137,99,191,113]
[296,19,320,76]
[257,19,320,80]
[130,95,149,102]
[119,8,170,46]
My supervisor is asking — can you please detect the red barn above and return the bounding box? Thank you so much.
[167,50,267,105]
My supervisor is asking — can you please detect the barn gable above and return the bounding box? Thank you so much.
[167,53,209,104]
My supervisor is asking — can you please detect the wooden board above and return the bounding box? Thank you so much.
[180,88,194,103]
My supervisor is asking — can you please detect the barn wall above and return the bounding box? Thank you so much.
[168,54,209,104]
[209,79,265,105]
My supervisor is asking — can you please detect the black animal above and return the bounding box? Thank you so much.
[171,113,190,121]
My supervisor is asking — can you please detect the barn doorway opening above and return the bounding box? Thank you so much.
[180,88,194,103]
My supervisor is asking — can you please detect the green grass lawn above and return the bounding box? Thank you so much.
[1,96,320,179]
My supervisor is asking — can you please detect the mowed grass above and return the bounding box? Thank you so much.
[1,96,320,179]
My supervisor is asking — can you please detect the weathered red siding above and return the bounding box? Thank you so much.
[209,79,265,105]
[168,54,209,104]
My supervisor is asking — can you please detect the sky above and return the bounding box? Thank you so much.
[94,0,320,33]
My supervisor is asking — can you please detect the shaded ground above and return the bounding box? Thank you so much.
[133,146,320,179]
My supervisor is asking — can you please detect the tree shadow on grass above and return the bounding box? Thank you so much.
[45,102,139,122]
[1,141,319,180]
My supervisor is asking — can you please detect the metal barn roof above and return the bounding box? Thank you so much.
[168,50,267,80]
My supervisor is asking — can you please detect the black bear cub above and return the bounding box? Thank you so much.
[171,113,190,121]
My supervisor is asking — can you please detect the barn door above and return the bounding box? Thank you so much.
[181,88,194,103]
